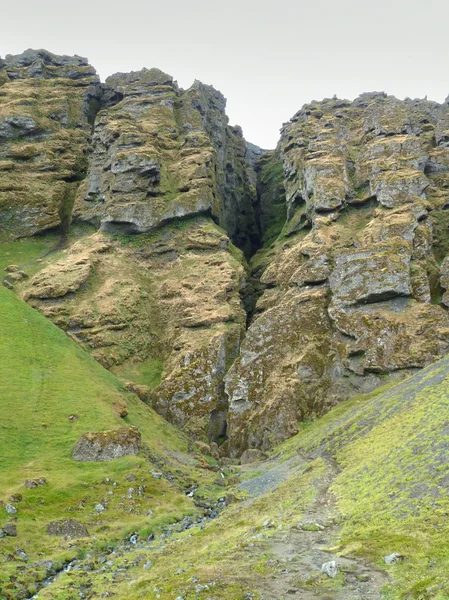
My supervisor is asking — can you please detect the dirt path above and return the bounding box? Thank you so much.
[240,456,388,600]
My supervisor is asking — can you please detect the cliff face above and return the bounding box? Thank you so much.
[1,51,258,442]
[76,70,256,250]
[0,49,101,238]
[3,50,449,455]
[226,92,449,454]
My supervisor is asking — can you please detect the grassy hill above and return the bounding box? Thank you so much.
[0,284,221,599]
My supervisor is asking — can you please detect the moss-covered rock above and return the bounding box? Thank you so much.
[72,426,141,461]
[0,50,101,239]
[21,218,247,440]
[227,93,449,454]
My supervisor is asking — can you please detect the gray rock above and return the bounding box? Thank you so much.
[384,552,404,565]
[5,504,17,515]
[440,256,449,306]
[46,519,89,538]
[95,504,105,513]
[16,549,28,561]
[2,523,17,537]
[24,477,47,488]
[0,115,38,140]
[72,426,141,462]
[321,560,338,578]
[329,246,411,308]
[143,560,152,570]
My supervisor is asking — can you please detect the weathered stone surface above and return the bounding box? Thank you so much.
[0,49,101,239]
[226,287,336,454]
[440,256,449,306]
[46,518,89,537]
[22,220,246,440]
[226,93,449,454]
[72,426,141,461]
[75,69,257,256]
[24,477,47,488]
[322,561,338,578]
[329,242,412,307]
[24,256,92,300]
[2,523,17,537]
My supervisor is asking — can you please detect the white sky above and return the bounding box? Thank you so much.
[2,0,449,148]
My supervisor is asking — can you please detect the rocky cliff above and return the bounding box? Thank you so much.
[2,51,449,458]
[226,92,449,454]
[0,49,101,238]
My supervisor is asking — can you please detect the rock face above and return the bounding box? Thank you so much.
[72,426,141,461]
[0,49,101,239]
[226,93,449,455]
[23,220,247,439]
[5,50,449,456]
[74,69,258,256]
[3,53,257,442]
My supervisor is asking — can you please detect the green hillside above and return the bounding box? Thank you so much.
[0,286,220,599]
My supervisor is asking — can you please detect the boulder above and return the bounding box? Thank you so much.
[384,552,404,565]
[24,477,47,488]
[2,523,17,537]
[46,519,89,538]
[321,561,338,578]
[72,426,141,462]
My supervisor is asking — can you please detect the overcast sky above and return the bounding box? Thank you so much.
[2,0,448,148]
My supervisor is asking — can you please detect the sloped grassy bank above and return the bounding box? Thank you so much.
[0,286,226,599]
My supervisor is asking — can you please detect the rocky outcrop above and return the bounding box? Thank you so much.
[5,55,258,442]
[0,49,101,239]
[226,93,449,455]
[23,219,247,439]
[72,426,141,461]
[74,69,258,256]
[5,50,449,457]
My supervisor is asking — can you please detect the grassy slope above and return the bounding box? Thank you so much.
[28,359,449,600]
[114,359,449,600]
[279,359,449,600]
[0,284,220,599]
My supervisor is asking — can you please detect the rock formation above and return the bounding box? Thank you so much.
[3,51,449,456]
[226,92,449,454]
[0,49,101,238]
[72,426,141,461]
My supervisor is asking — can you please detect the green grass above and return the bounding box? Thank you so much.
[0,235,60,275]
[0,286,218,598]
[111,357,165,389]
[277,360,449,599]
[0,223,95,276]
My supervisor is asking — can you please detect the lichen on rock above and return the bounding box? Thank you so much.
[226,92,449,454]
[0,49,101,239]
[71,426,141,462]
